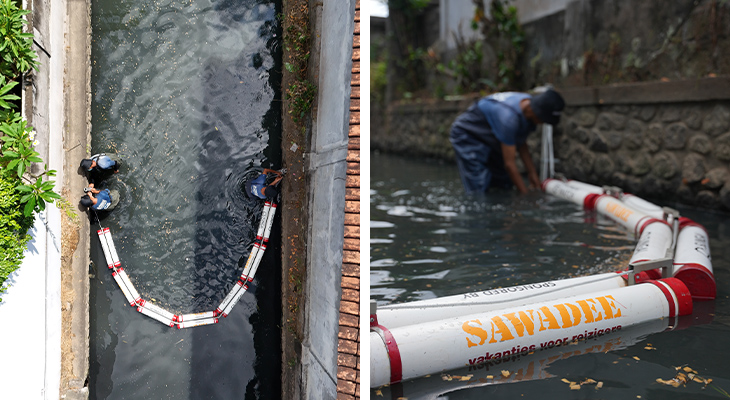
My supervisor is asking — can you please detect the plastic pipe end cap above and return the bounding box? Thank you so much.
[674,264,716,301]
[658,277,694,316]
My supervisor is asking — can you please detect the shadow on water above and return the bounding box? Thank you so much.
[189,0,282,396]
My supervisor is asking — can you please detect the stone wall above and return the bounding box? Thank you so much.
[372,77,730,211]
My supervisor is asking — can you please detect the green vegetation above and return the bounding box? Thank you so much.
[282,4,316,126]
[0,0,60,299]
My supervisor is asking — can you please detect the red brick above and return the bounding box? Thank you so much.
[343,237,359,251]
[342,263,359,277]
[339,325,359,341]
[344,213,359,226]
[337,393,355,400]
[347,150,360,163]
[355,384,360,397]
[338,366,358,381]
[337,379,356,395]
[351,61,360,74]
[349,112,360,125]
[338,353,358,369]
[345,188,360,201]
[339,312,359,327]
[343,250,359,264]
[346,175,360,189]
[352,48,360,61]
[349,87,360,102]
[338,338,358,355]
[344,224,360,238]
[341,288,359,303]
[344,200,359,214]
[340,300,359,315]
[348,136,360,150]
[347,161,359,174]
[341,276,359,290]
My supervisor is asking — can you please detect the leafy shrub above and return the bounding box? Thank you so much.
[0,0,39,80]
[0,174,33,300]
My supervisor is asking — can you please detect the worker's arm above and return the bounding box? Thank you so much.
[517,142,540,190]
[501,143,528,194]
[270,174,283,187]
[262,168,281,176]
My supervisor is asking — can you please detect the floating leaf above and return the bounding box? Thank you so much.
[570,384,581,390]
[596,382,603,389]
[501,370,510,378]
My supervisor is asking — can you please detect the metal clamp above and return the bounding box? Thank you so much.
[627,257,673,285]
[602,185,623,197]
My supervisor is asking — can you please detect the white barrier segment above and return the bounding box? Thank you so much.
[673,218,715,300]
[565,180,604,194]
[221,283,249,317]
[97,229,114,269]
[137,305,174,327]
[542,179,598,208]
[263,203,277,241]
[594,195,652,236]
[216,280,245,315]
[629,220,673,265]
[177,317,219,329]
[241,243,261,281]
[111,269,136,306]
[621,193,665,219]
[138,299,176,321]
[175,311,218,323]
[377,317,671,397]
[244,243,267,283]
[256,201,272,240]
[103,227,122,267]
[370,278,692,387]
[117,268,142,305]
[377,273,628,330]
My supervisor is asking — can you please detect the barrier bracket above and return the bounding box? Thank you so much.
[628,257,673,284]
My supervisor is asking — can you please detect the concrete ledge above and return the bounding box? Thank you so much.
[561,77,730,106]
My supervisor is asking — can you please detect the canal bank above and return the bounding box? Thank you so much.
[22,0,357,398]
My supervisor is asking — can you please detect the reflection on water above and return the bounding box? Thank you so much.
[89,0,281,398]
[371,152,730,398]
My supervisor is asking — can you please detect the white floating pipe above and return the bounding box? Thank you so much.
[673,217,715,300]
[137,304,174,327]
[542,179,602,209]
[620,193,665,219]
[97,229,114,269]
[221,282,249,318]
[111,269,136,306]
[263,203,277,241]
[593,195,653,236]
[370,278,692,387]
[116,268,142,305]
[241,243,261,281]
[377,317,671,397]
[243,243,267,283]
[376,273,629,330]
[174,311,219,323]
[102,227,122,268]
[629,219,673,265]
[138,299,177,322]
[177,317,219,329]
[256,201,272,241]
[216,280,245,316]
[564,180,604,194]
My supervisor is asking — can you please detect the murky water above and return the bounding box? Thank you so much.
[371,152,730,399]
[88,0,281,398]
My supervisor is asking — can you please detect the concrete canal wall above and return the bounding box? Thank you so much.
[372,77,730,211]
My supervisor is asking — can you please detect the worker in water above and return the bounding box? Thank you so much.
[80,187,120,211]
[449,88,565,194]
[245,168,285,200]
[80,153,120,188]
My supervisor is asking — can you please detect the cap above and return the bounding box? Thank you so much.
[80,159,93,171]
[80,195,93,209]
[531,89,565,125]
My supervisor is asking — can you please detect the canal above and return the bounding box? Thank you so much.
[88,0,282,398]
[371,152,730,399]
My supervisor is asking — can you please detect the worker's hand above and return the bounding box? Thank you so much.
[83,187,92,193]
[278,168,287,175]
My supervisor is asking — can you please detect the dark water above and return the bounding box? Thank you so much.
[371,152,730,399]
[88,0,282,398]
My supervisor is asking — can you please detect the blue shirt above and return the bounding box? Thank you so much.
[248,174,268,199]
[92,189,112,210]
[476,92,535,146]
[95,155,114,170]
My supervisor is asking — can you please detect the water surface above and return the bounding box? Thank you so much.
[89,0,282,398]
[371,152,730,399]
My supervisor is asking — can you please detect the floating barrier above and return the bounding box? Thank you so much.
[177,317,218,329]
[376,273,629,330]
[673,218,715,300]
[263,203,277,242]
[94,200,277,328]
[174,311,218,323]
[620,193,665,219]
[371,278,692,387]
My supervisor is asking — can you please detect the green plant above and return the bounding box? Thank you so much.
[0,115,61,216]
[0,174,33,300]
[0,0,39,80]
[0,75,20,110]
